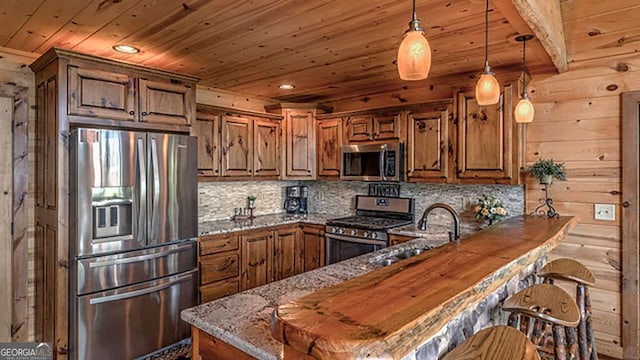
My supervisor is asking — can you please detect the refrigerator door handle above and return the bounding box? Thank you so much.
[150,137,160,240]
[137,137,146,245]
[88,246,189,268]
[88,269,197,305]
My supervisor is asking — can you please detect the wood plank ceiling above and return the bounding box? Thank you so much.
[0,0,627,104]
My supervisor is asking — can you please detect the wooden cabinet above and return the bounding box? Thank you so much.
[67,63,195,128]
[273,226,300,281]
[195,105,283,180]
[241,230,274,290]
[389,234,415,247]
[317,119,343,178]
[284,109,315,179]
[195,112,220,177]
[300,224,325,272]
[407,109,450,181]
[221,115,253,177]
[457,84,519,183]
[344,113,402,143]
[254,119,281,177]
[199,234,240,303]
[68,66,135,122]
[138,79,194,126]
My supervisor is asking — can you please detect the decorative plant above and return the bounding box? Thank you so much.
[474,195,508,225]
[526,158,567,184]
[247,196,257,209]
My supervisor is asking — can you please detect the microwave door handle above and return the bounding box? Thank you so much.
[380,144,388,181]
[136,138,146,246]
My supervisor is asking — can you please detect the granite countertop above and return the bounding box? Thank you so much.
[181,236,451,360]
[198,213,333,236]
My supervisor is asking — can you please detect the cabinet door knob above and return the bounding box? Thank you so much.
[623,201,630,208]
[129,111,135,115]
[141,111,148,116]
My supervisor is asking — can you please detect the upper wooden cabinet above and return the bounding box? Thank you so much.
[194,112,220,177]
[457,83,520,183]
[407,109,450,181]
[221,115,253,177]
[194,105,283,180]
[284,109,315,178]
[33,48,198,131]
[317,118,343,178]
[254,118,281,177]
[344,113,402,143]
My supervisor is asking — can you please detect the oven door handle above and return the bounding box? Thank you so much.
[379,144,388,181]
[326,233,387,246]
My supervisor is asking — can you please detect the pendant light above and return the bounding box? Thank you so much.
[514,35,535,123]
[397,0,431,80]
[475,0,500,105]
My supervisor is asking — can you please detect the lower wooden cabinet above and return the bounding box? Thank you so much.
[300,224,325,272]
[240,230,274,290]
[199,234,241,303]
[273,226,300,281]
[389,234,415,247]
[198,223,327,303]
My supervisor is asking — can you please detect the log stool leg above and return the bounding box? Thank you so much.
[565,327,578,360]
[576,285,589,360]
[585,287,598,360]
[553,324,567,360]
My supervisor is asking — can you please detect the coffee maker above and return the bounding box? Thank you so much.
[284,185,308,215]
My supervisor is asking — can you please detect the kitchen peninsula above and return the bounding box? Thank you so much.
[182,215,576,359]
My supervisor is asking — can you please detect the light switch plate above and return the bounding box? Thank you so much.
[594,204,615,221]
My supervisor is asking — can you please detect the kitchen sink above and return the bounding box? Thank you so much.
[372,247,432,267]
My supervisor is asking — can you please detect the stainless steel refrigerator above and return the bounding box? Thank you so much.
[70,128,198,360]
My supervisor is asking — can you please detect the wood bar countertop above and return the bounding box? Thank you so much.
[271,215,577,359]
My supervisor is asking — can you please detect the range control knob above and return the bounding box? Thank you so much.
[338,228,345,235]
[350,229,357,236]
[371,232,378,239]
[331,227,337,234]
[363,231,370,238]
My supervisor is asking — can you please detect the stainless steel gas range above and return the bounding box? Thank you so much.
[325,196,415,264]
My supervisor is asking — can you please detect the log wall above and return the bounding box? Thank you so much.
[0,46,38,342]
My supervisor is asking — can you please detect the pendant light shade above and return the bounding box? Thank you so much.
[397,0,431,80]
[475,71,501,105]
[475,0,500,105]
[514,96,534,123]
[515,35,535,123]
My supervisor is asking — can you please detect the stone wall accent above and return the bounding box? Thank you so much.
[198,181,525,224]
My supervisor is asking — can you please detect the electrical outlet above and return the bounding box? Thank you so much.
[594,204,615,221]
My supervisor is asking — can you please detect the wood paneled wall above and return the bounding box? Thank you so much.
[0,46,38,342]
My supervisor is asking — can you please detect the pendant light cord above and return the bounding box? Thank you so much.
[484,0,489,68]
[522,38,527,97]
[412,0,417,22]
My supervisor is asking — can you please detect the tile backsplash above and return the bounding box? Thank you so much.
[199,180,524,224]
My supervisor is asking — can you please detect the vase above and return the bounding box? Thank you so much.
[540,175,553,185]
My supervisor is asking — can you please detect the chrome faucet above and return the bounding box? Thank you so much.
[418,203,461,242]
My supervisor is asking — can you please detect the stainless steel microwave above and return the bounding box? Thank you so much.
[340,143,404,182]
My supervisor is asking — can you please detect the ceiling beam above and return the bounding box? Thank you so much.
[493,0,568,73]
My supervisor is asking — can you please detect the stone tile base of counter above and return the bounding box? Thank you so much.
[405,257,547,360]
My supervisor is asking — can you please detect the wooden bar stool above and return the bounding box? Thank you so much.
[442,325,541,360]
[539,258,597,360]
[503,283,580,360]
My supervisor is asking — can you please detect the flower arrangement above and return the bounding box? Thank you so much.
[474,195,508,224]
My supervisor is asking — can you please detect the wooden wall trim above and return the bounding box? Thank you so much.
[197,103,283,120]
[621,91,639,360]
[0,82,29,342]
[315,99,453,120]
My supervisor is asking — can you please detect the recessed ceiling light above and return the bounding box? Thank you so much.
[112,44,140,54]
[279,84,295,90]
